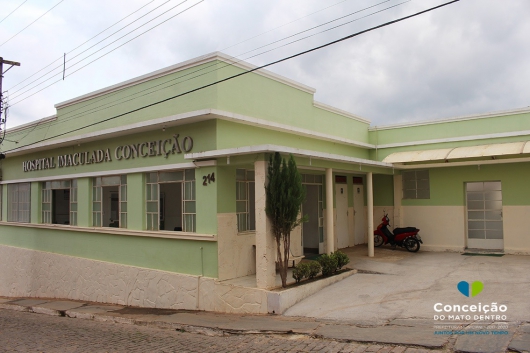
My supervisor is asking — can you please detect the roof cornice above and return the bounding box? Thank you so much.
[55,52,316,110]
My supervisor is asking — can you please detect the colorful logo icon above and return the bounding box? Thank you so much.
[457,281,483,297]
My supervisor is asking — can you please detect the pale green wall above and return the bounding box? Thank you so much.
[2,121,216,181]
[195,165,218,234]
[127,173,144,230]
[402,162,530,207]
[30,182,40,224]
[373,174,394,206]
[0,225,218,277]
[369,111,530,147]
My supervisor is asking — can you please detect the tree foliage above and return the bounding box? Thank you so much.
[265,152,306,287]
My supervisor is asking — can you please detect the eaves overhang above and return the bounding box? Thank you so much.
[185,144,393,169]
[4,109,374,157]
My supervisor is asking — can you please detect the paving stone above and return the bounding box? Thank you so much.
[389,347,407,353]
[32,300,86,316]
[508,332,530,353]
[454,327,514,353]
[315,324,448,348]
[65,305,124,319]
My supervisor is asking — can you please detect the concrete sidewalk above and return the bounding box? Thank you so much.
[1,296,529,352]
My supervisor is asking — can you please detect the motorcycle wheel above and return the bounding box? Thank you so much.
[404,238,420,252]
[374,234,384,247]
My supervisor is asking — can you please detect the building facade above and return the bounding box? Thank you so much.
[1,52,529,312]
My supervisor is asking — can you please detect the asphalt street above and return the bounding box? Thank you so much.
[0,309,427,353]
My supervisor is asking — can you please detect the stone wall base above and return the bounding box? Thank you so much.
[0,245,355,314]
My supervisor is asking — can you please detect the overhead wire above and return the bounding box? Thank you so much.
[0,0,66,48]
[0,0,28,25]
[8,0,349,101]
[3,0,461,154]
[9,0,186,100]
[10,0,406,133]
[8,0,156,91]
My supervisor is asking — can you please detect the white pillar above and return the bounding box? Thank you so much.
[393,174,403,228]
[325,168,334,254]
[255,160,276,289]
[367,172,374,257]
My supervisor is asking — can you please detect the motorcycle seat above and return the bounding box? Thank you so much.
[393,227,417,235]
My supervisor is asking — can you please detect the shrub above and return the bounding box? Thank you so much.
[307,261,321,279]
[292,262,310,283]
[334,251,350,270]
[317,254,338,277]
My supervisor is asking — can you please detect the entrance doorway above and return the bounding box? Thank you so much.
[302,184,320,254]
[353,184,366,244]
[335,183,349,249]
[466,181,504,250]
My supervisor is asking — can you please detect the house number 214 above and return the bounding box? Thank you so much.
[203,173,215,186]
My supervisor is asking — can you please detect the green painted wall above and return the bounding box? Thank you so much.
[0,225,218,277]
[215,63,370,144]
[2,61,221,152]
[195,165,218,234]
[127,173,144,230]
[369,111,530,147]
[30,182,40,224]
[402,162,530,206]
[373,174,394,206]
[76,178,91,227]
[2,121,216,181]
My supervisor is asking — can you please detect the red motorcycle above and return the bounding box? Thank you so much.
[374,214,422,252]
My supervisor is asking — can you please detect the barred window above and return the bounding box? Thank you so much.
[8,183,31,223]
[402,170,430,199]
[42,180,76,225]
[236,169,255,232]
[93,175,127,228]
[146,169,196,232]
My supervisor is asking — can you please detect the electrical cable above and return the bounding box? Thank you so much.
[9,0,406,130]
[9,0,201,106]
[9,0,184,99]
[0,0,27,25]
[2,0,460,154]
[8,0,156,91]
[0,0,66,48]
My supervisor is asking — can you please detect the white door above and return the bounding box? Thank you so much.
[353,185,366,244]
[466,181,504,250]
[335,184,349,249]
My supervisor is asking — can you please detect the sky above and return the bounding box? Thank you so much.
[0,0,529,129]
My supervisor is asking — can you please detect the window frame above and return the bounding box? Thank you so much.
[7,183,31,223]
[236,169,255,233]
[402,170,430,200]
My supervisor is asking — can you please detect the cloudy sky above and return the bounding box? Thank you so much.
[0,0,529,129]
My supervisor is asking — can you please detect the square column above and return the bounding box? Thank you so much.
[367,172,374,257]
[254,160,276,289]
[325,168,334,254]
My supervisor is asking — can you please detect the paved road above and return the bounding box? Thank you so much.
[0,310,430,353]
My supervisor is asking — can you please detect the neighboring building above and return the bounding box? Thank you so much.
[0,52,529,312]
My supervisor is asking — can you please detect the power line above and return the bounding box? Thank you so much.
[0,0,66,48]
[9,0,202,107]
[9,0,182,99]
[8,0,156,91]
[0,0,28,25]
[3,0,461,154]
[9,0,406,129]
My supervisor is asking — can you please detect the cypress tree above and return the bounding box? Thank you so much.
[265,152,306,287]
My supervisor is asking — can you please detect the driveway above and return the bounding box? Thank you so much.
[284,245,530,325]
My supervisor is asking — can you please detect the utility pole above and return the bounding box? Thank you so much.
[0,57,21,147]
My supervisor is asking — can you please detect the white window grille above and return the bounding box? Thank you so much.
[92,175,127,228]
[402,170,430,199]
[7,183,31,223]
[236,169,255,232]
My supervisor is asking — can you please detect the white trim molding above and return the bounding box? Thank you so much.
[0,162,196,184]
[6,115,57,134]
[185,144,393,168]
[369,106,530,131]
[376,129,530,149]
[0,222,216,242]
[55,52,316,109]
[313,101,370,124]
[6,109,374,156]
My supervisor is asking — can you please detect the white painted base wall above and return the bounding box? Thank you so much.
[0,244,355,314]
[0,244,200,309]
